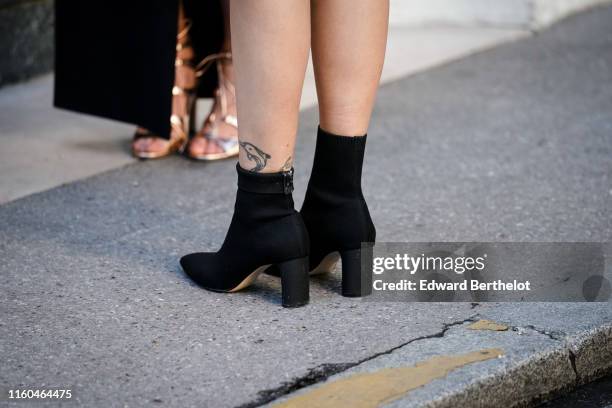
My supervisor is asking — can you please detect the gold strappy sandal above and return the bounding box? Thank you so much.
[132,20,196,159]
[187,53,239,161]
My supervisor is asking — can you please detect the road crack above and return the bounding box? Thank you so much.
[567,349,581,384]
[517,325,567,341]
[236,314,479,408]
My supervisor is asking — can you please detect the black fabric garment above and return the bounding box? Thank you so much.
[54,0,224,138]
[180,164,310,293]
[300,127,376,270]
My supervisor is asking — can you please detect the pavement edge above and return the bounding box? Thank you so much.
[426,323,612,408]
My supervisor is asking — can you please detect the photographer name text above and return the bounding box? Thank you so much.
[372,253,531,292]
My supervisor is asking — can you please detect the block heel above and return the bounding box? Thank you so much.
[279,257,310,308]
[340,249,372,297]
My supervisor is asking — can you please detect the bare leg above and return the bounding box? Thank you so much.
[212,0,236,144]
[311,0,389,136]
[230,0,311,172]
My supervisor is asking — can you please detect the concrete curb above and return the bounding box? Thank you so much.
[264,319,612,408]
[570,325,612,384]
[427,324,612,407]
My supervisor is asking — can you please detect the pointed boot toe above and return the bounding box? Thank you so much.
[180,164,310,307]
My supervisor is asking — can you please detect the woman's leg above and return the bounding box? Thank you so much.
[230,0,311,172]
[299,0,388,296]
[187,0,240,159]
[180,0,313,307]
[311,0,389,136]
[133,0,195,158]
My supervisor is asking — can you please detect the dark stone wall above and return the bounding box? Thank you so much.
[0,0,54,87]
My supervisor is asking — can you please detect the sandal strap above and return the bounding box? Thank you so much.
[223,114,238,128]
[211,136,239,152]
[176,18,195,66]
[134,118,187,142]
[172,86,190,96]
[195,53,238,151]
[195,52,232,78]
[132,16,194,151]
[177,19,192,44]
[204,112,237,127]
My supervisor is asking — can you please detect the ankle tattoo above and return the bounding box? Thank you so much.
[239,141,271,172]
[281,156,293,172]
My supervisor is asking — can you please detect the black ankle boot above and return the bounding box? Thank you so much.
[300,127,376,297]
[180,164,310,307]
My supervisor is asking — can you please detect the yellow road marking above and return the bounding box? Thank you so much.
[273,348,503,408]
[468,319,509,331]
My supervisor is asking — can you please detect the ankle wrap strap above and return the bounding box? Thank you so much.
[237,164,294,195]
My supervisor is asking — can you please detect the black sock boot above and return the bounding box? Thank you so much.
[300,127,376,297]
[180,164,310,307]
